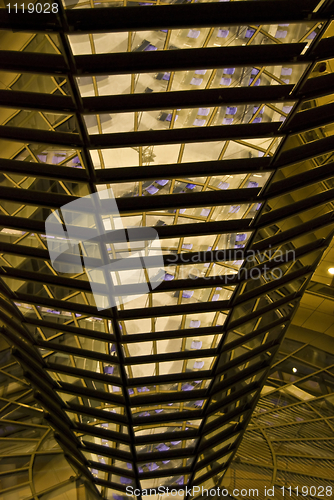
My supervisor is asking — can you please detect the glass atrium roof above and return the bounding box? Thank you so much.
[0,0,334,499]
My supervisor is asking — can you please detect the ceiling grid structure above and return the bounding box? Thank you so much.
[0,0,334,499]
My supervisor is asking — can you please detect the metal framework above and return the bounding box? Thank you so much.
[0,1,334,499]
[229,335,334,499]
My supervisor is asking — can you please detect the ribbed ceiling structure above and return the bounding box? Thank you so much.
[1,1,334,499]
[226,335,334,500]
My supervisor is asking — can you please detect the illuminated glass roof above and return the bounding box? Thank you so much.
[0,1,334,499]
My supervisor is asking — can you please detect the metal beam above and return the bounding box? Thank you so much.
[66,1,322,32]
[0,158,89,181]
[82,85,295,114]
[281,101,334,134]
[0,0,323,33]
[0,125,81,147]
[74,44,306,76]
[0,122,280,148]
[0,213,253,238]
[0,86,295,114]
[0,184,261,210]
[95,157,272,184]
[89,123,281,149]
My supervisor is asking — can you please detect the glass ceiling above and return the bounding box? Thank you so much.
[0,0,334,499]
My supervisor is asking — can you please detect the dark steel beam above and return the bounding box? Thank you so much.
[121,348,217,367]
[74,422,132,444]
[83,85,295,114]
[281,101,334,135]
[0,44,307,77]
[37,339,120,364]
[57,381,124,405]
[310,36,334,62]
[265,160,334,197]
[0,241,248,270]
[0,0,323,33]
[95,157,272,184]
[0,125,82,147]
[75,44,306,76]
[296,72,334,100]
[15,291,230,319]
[133,428,198,444]
[0,122,279,149]
[89,123,281,149]
[0,185,77,208]
[0,265,239,294]
[81,441,131,461]
[0,86,295,115]
[0,50,68,75]
[272,134,334,167]
[0,158,88,182]
[45,362,122,387]
[67,402,128,424]
[252,212,334,250]
[0,89,75,113]
[0,184,261,210]
[120,326,222,344]
[24,317,115,342]
[258,188,334,226]
[127,370,212,387]
[0,214,252,238]
[65,0,321,32]
[15,292,116,319]
[48,361,212,388]
[118,299,230,320]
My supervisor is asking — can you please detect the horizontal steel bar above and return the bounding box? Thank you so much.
[118,299,230,320]
[252,212,334,251]
[0,158,88,181]
[66,0,321,32]
[122,348,217,366]
[67,402,128,424]
[0,264,239,294]
[120,326,223,344]
[0,122,280,149]
[15,291,229,319]
[273,133,334,167]
[75,44,306,76]
[81,441,131,461]
[134,428,198,445]
[95,157,272,183]
[0,50,67,75]
[0,0,322,33]
[0,213,252,238]
[297,72,334,100]
[45,362,122,387]
[89,123,281,149]
[259,187,334,225]
[0,125,82,147]
[82,85,295,114]
[128,370,212,387]
[281,101,334,135]
[0,184,261,210]
[37,339,120,364]
[23,318,112,342]
[56,381,124,405]
[74,422,131,444]
[0,89,75,113]
[265,160,334,197]
[0,86,295,115]
[15,293,115,319]
[0,242,250,271]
